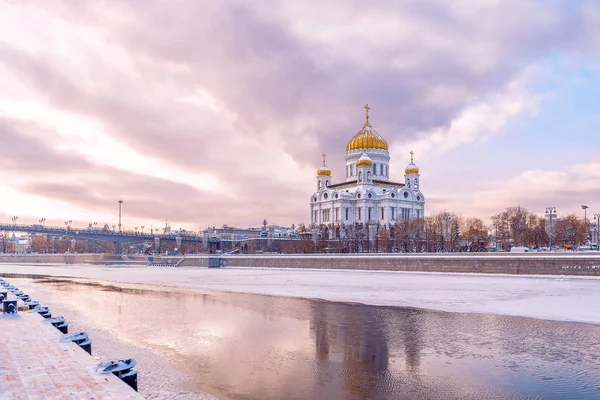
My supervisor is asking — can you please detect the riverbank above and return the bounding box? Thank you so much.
[1,263,599,324]
[3,252,600,275]
[0,283,142,399]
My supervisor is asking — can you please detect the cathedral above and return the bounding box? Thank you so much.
[310,105,425,233]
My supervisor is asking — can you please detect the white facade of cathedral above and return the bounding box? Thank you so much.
[310,105,425,229]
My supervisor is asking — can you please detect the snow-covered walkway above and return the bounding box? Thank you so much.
[1,263,599,324]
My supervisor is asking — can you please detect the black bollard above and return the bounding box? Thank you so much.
[3,300,17,315]
[18,294,31,302]
[79,338,92,355]
[97,358,138,391]
[0,291,7,302]
[25,301,40,310]
[57,322,69,334]
[120,369,138,391]
[66,332,92,355]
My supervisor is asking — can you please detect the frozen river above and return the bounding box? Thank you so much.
[1,263,599,323]
[2,264,600,399]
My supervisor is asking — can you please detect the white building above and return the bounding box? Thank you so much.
[310,105,425,233]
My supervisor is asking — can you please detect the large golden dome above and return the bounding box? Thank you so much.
[346,104,389,152]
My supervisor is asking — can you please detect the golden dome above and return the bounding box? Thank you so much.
[357,150,373,167]
[346,104,389,152]
[317,167,331,176]
[405,150,419,174]
[317,153,331,176]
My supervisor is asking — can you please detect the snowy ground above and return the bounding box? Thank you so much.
[1,263,599,324]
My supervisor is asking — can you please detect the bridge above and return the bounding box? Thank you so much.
[0,223,206,246]
[0,223,296,253]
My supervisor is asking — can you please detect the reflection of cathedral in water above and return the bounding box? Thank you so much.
[309,302,424,399]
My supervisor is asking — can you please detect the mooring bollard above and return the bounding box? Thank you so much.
[36,307,52,319]
[3,299,18,315]
[0,291,7,302]
[25,301,40,310]
[65,332,92,355]
[18,294,31,302]
[47,316,69,334]
[97,358,138,391]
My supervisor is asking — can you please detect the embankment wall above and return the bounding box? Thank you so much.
[180,254,600,276]
[0,254,104,264]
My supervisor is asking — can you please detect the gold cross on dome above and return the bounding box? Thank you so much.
[322,153,327,165]
[410,150,414,162]
[364,104,370,121]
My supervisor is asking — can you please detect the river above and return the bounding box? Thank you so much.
[5,275,600,400]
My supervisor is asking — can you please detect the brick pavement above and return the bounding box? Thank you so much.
[0,310,143,400]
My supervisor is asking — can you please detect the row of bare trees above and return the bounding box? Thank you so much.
[491,206,588,250]
[291,206,591,253]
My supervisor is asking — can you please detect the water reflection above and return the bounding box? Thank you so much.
[6,276,600,400]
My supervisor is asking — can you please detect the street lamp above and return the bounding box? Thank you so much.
[443,215,452,252]
[595,214,600,249]
[39,218,46,227]
[11,216,18,226]
[141,226,145,234]
[118,200,123,233]
[545,207,556,250]
[64,220,72,230]
[582,205,589,243]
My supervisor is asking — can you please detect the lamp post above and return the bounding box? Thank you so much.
[11,216,18,226]
[141,226,145,234]
[443,215,452,252]
[39,218,46,227]
[118,200,123,233]
[545,207,556,250]
[595,214,600,250]
[582,205,589,244]
[64,220,72,230]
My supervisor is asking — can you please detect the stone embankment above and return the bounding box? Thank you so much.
[0,253,104,264]
[2,253,600,276]
[180,253,600,276]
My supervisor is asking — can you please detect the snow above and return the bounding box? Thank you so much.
[1,263,599,324]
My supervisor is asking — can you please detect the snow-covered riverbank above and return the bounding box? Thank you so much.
[1,263,599,324]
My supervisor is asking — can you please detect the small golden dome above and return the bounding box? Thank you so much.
[357,150,373,167]
[346,104,389,152]
[317,153,331,176]
[405,150,419,174]
[317,167,331,176]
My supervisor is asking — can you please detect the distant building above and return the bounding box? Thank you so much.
[10,233,31,253]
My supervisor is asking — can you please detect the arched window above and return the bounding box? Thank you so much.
[358,171,362,182]
[414,178,418,189]
[373,164,377,175]
[367,171,371,182]
[380,164,383,175]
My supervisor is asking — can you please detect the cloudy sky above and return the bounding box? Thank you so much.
[1,1,599,231]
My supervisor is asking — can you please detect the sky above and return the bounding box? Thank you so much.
[1,1,599,231]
